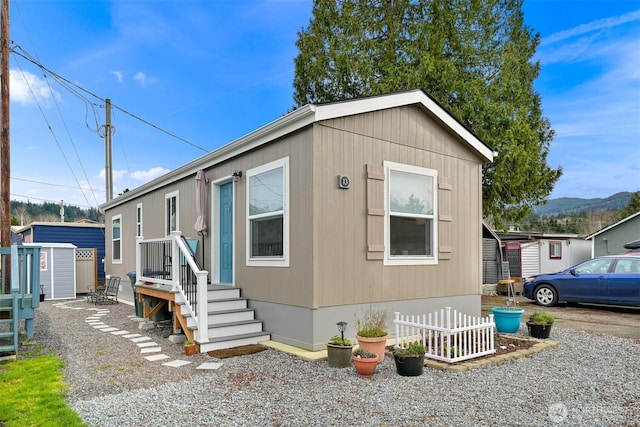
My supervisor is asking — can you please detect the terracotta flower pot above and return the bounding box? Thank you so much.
[356,335,388,362]
[184,344,198,356]
[353,355,378,378]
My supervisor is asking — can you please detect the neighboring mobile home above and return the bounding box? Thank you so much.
[498,232,591,279]
[101,90,494,351]
[586,211,640,257]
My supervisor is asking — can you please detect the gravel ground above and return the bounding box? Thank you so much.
[25,298,640,426]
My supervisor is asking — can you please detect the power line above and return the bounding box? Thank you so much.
[11,176,105,192]
[10,193,98,209]
[10,44,210,153]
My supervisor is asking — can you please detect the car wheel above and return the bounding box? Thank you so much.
[534,285,558,307]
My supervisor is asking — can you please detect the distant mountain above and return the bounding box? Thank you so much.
[532,192,632,216]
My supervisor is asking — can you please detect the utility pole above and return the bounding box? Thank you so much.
[102,98,114,202]
[0,0,9,292]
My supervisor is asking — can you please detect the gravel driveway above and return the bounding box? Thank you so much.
[27,298,640,426]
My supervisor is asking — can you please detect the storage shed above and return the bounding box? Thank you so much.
[11,221,106,284]
[24,243,77,300]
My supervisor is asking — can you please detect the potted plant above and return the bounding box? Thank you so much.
[491,281,524,333]
[526,311,555,339]
[183,338,198,356]
[352,348,378,378]
[326,321,354,368]
[393,341,426,376]
[355,307,389,362]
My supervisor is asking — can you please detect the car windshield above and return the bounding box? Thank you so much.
[574,258,613,274]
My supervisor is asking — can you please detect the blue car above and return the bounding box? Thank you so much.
[523,255,640,307]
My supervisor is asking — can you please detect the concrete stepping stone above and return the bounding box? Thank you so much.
[144,354,170,362]
[140,347,162,354]
[197,362,224,370]
[123,333,141,339]
[137,342,158,348]
[163,360,192,368]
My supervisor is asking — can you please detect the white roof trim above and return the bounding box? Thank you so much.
[23,242,78,249]
[101,89,493,210]
[585,210,640,240]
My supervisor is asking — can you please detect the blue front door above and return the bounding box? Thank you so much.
[219,182,233,283]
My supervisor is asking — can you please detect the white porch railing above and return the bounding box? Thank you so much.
[394,308,496,363]
[135,231,209,344]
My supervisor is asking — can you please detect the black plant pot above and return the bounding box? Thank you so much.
[527,321,552,339]
[39,293,45,302]
[393,353,425,376]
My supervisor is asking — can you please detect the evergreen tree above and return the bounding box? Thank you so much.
[619,191,640,220]
[293,0,561,225]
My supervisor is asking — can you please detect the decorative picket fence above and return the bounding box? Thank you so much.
[393,308,496,363]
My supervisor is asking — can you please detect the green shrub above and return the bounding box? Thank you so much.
[328,335,352,346]
[355,307,388,338]
[530,311,555,325]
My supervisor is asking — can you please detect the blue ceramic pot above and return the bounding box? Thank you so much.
[492,307,524,333]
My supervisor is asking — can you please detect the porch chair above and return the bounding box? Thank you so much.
[90,276,121,305]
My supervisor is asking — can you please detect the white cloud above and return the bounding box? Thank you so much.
[130,166,170,181]
[541,10,640,46]
[98,168,127,182]
[133,72,148,85]
[111,70,124,83]
[10,69,61,105]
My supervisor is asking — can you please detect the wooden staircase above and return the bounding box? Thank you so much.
[0,295,19,357]
[176,285,270,353]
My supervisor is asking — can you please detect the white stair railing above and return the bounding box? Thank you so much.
[136,231,210,344]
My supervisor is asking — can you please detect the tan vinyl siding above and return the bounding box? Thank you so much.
[234,128,315,307]
[313,105,483,307]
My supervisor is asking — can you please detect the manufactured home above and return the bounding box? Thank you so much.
[100,90,494,351]
[586,211,640,257]
[498,232,591,279]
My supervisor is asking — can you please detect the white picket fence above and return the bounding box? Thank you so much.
[393,308,496,363]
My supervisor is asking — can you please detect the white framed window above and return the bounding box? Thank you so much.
[165,191,179,236]
[246,157,289,267]
[112,214,122,264]
[136,203,143,237]
[549,241,562,259]
[384,161,438,266]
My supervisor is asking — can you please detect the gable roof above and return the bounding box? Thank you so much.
[585,211,640,240]
[101,89,495,211]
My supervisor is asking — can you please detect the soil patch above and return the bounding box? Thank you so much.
[207,344,267,359]
[386,334,537,365]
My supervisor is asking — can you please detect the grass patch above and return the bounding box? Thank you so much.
[0,354,86,427]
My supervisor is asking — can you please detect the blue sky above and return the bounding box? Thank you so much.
[7,0,640,210]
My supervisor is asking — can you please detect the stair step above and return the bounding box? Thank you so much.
[0,345,16,353]
[0,318,14,325]
[207,298,248,312]
[183,308,257,328]
[207,286,241,300]
[204,320,265,339]
[199,332,271,353]
[0,331,15,338]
